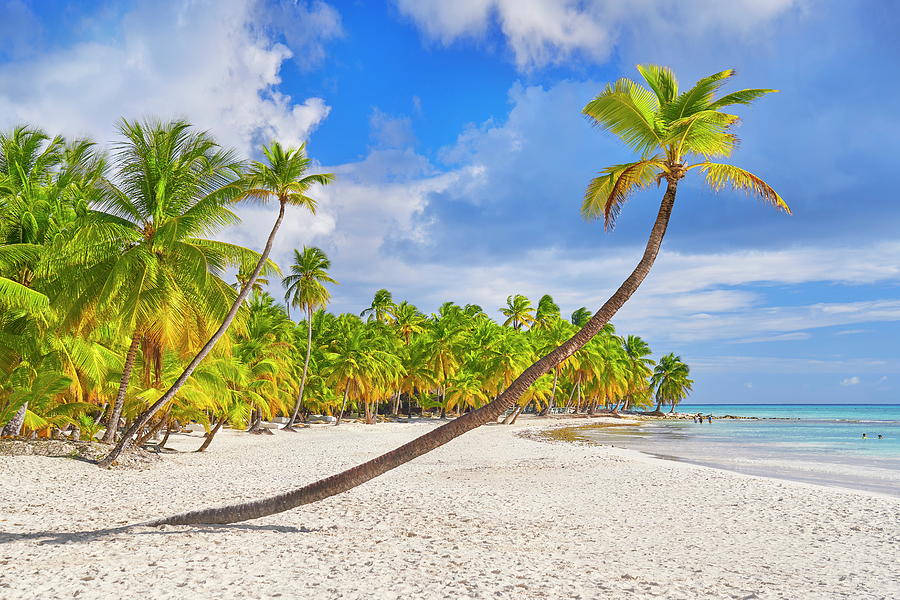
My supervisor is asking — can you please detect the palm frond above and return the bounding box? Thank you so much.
[583,78,663,155]
[582,158,665,229]
[637,64,679,104]
[696,162,791,213]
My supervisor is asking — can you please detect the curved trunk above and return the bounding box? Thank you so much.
[285,307,313,429]
[1,403,28,437]
[135,416,167,447]
[143,181,679,525]
[159,422,172,448]
[98,200,288,468]
[102,331,142,444]
[196,418,224,452]
[335,385,350,426]
[538,370,559,416]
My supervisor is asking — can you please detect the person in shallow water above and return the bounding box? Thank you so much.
[862,433,867,439]
[878,434,884,439]
[707,415,712,424]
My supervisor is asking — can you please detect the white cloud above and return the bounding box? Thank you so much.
[687,356,899,376]
[841,376,861,386]
[394,0,801,70]
[369,109,417,149]
[257,0,344,70]
[0,0,335,155]
[731,332,811,344]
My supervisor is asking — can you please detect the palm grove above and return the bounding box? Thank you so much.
[1,66,785,523]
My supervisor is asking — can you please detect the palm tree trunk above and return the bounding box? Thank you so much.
[102,331,141,444]
[140,181,679,525]
[509,404,525,425]
[135,416,166,447]
[335,385,350,426]
[538,370,558,416]
[1,403,27,437]
[196,418,224,452]
[285,306,313,429]
[160,422,172,448]
[98,199,288,468]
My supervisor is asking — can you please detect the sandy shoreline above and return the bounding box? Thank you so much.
[1,416,898,599]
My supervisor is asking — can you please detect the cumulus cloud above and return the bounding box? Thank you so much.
[394,0,801,70]
[841,376,861,386]
[731,332,812,344]
[0,0,335,155]
[257,0,344,69]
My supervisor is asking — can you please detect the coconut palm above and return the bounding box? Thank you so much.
[500,294,535,330]
[651,353,693,413]
[281,246,337,429]
[570,307,592,327]
[533,294,561,330]
[143,64,787,525]
[98,139,334,467]
[618,335,654,411]
[65,119,252,444]
[360,288,396,324]
[392,301,426,345]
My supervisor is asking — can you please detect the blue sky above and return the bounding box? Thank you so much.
[2,0,899,404]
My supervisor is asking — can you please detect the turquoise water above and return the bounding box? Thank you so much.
[577,404,900,496]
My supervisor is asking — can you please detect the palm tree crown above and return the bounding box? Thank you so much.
[582,65,790,228]
[282,246,337,317]
[242,141,334,209]
[500,294,535,330]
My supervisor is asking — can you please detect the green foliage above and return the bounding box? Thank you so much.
[582,64,787,229]
[0,117,694,438]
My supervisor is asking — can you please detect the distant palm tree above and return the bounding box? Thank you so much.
[98,140,333,468]
[570,307,592,327]
[146,65,788,525]
[361,288,396,324]
[392,301,426,345]
[618,335,654,411]
[533,294,561,329]
[651,353,693,413]
[282,246,337,429]
[500,294,535,330]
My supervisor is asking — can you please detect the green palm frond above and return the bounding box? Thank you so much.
[582,158,665,228]
[583,78,663,155]
[695,162,791,213]
[636,64,679,104]
[0,277,49,312]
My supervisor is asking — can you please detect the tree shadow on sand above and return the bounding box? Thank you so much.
[0,523,321,546]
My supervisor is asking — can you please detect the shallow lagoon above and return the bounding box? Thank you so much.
[567,404,900,496]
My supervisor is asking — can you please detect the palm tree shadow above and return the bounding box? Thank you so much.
[0,523,320,546]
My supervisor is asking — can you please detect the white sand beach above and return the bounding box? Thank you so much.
[1,417,898,599]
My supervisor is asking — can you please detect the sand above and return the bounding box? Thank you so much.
[1,416,898,599]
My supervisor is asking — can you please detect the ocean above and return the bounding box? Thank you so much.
[571,404,900,496]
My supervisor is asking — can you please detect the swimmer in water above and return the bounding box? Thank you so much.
[878,434,884,439]
[862,433,867,439]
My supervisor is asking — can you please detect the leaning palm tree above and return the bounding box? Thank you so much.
[98,140,334,467]
[282,246,337,429]
[141,64,788,524]
[650,353,693,413]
